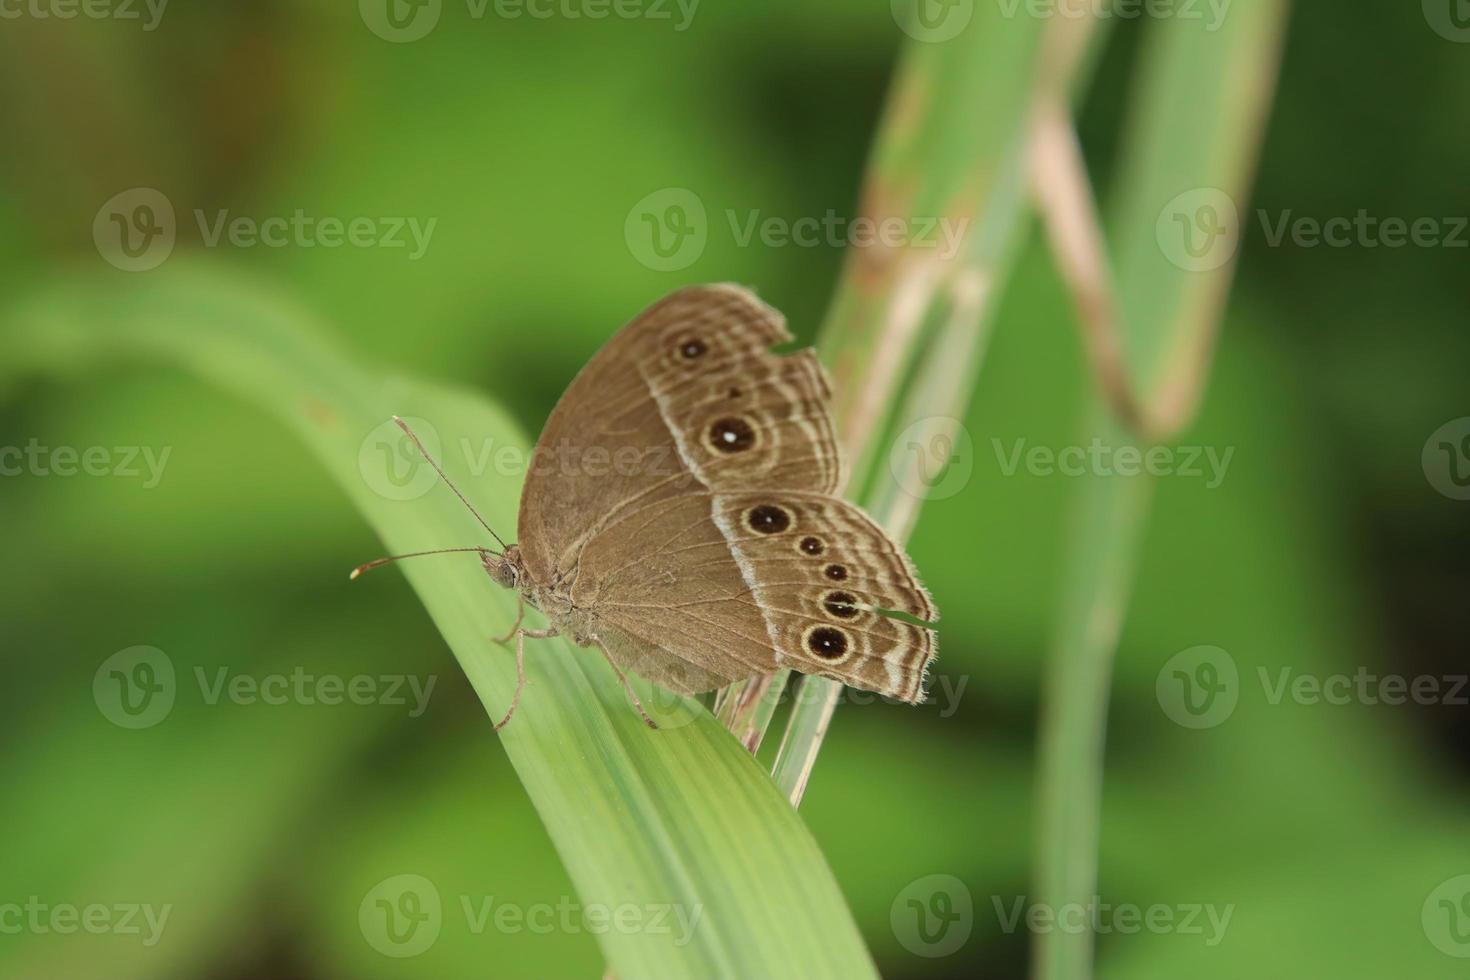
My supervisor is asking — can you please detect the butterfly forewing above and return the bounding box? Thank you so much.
[642,346,846,496]
[517,285,791,580]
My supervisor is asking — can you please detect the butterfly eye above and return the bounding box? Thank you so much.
[805,625,850,660]
[708,417,756,454]
[678,338,707,359]
[822,591,860,619]
[799,536,824,555]
[746,504,791,534]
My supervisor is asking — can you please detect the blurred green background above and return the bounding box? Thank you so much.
[2,1,1468,977]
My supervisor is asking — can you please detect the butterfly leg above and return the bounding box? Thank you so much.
[493,627,558,731]
[491,596,526,645]
[590,637,659,731]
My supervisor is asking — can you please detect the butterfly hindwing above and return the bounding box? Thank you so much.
[571,492,780,694]
[709,491,937,703]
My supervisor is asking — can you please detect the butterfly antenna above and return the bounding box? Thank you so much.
[349,547,493,581]
[393,416,510,551]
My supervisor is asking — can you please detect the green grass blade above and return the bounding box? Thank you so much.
[1031,5,1290,979]
[2,264,878,980]
[769,8,1069,806]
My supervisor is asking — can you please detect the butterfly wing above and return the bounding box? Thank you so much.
[518,284,937,700]
[516,284,842,581]
[572,490,937,701]
[565,492,774,695]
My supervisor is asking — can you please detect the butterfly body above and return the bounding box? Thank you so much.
[478,545,591,650]
[488,285,939,706]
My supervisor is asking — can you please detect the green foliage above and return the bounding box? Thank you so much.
[2,266,876,979]
[1,5,1466,979]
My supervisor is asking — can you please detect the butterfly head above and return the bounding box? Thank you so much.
[481,544,524,591]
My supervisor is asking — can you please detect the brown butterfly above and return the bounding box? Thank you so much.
[353,285,938,729]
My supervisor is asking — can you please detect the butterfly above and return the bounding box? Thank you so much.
[353,285,938,729]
